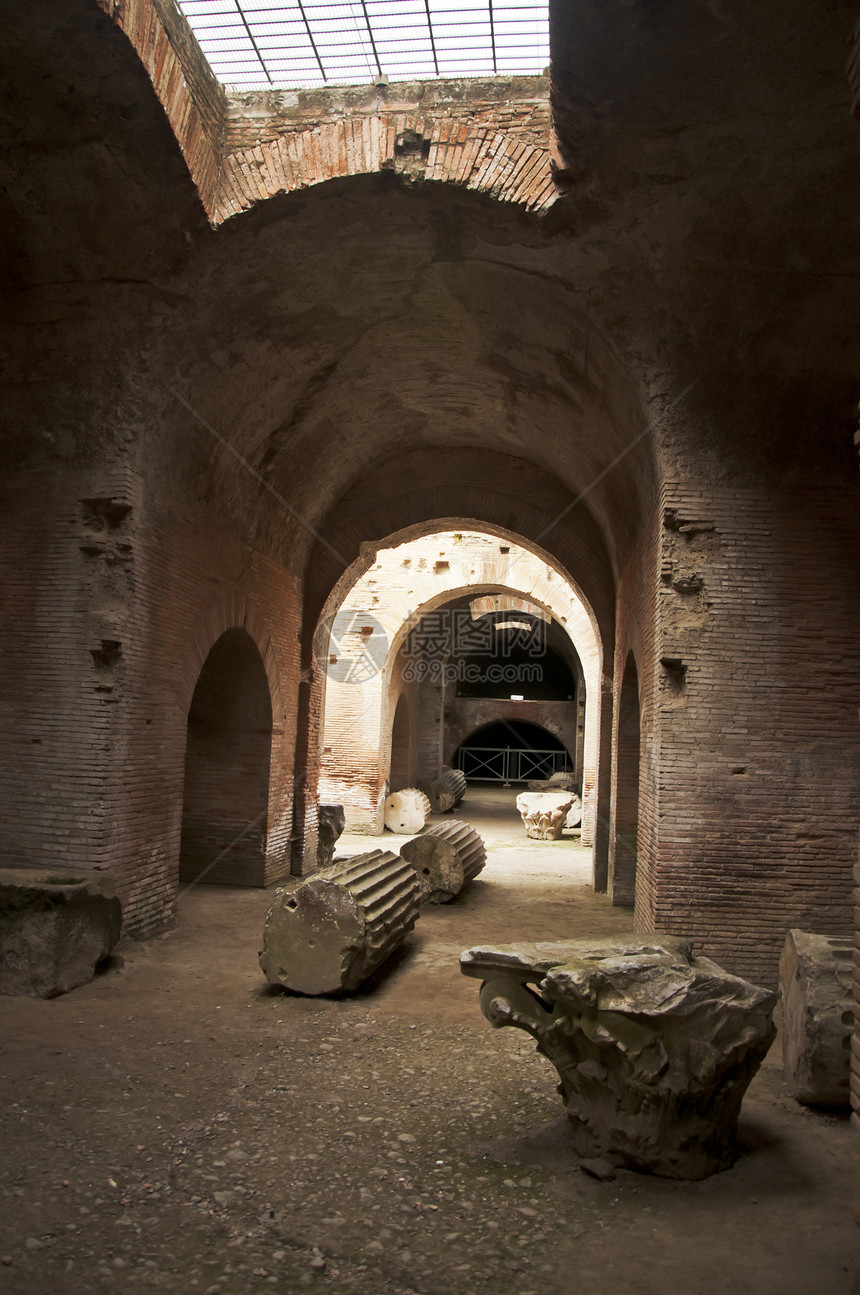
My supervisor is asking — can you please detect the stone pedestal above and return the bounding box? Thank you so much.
[383,788,431,834]
[779,929,853,1107]
[260,850,421,995]
[460,935,776,1180]
[515,792,573,840]
[401,819,486,903]
[317,803,346,869]
[0,868,122,998]
[427,767,467,813]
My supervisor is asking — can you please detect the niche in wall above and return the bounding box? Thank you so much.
[179,628,272,887]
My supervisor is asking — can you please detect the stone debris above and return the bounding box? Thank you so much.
[383,789,431,835]
[426,767,467,813]
[259,851,421,994]
[461,935,776,1180]
[515,793,574,840]
[579,1158,616,1181]
[317,804,346,869]
[779,929,853,1108]
[526,771,577,793]
[400,820,486,904]
[0,868,122,998]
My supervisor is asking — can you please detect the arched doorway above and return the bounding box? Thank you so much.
[389,693,413,792]
[179,629,273,888]
[453,719,572,786]
[610,652,640,905]
[316,526,602,851]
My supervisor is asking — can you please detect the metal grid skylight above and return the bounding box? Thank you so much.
[176,1,549,91]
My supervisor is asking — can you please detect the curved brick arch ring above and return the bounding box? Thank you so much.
[178,593,283,721]
[98,0,559,225]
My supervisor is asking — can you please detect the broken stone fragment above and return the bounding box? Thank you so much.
[426,767,467,813]
[259,850,421,995]
[400,819,486,903]
[564,794,583,829]
[317,803,346,869]
[515,792,574,840]
[779,929,853,1108]
[526,771,577,793]
[0,868,122,998]
[383,788,431,834]
[460,935,776,1180]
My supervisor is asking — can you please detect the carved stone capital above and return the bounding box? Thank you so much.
[461,936,776,1179]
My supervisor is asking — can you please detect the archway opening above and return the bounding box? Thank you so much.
[610,652,640,905]
[453,719,570,786]
[389,693,413,793]
[316,524,602,851]
[179,628,273,888]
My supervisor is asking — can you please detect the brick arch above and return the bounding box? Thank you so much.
[451,712,573,759]
[317,527,603,854]
[305,476,618,659]
[178,593,283,721]
[99,0,558,226]
[217,114,557,221]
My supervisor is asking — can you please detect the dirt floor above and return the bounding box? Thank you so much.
[1,788,857,1295]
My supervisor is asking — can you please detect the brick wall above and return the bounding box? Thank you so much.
[128,493,302,929]
[6,463,305,937]
[97,0,225,215]
[609,654,641,905]
[389,691,416,792]
[604,500,661,903]
[647,480,860,985]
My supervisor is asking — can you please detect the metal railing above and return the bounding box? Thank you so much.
[455,746,571,784]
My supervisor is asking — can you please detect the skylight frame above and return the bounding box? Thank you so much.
[176,1,550,93]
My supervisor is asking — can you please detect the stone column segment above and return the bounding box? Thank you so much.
[779,929,853,1108]
[426,767,467,813]
[260,850,421,994]
[383,788,431,834]
[401,819,486,904]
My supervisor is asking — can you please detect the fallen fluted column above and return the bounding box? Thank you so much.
[427,767,467,813]
[401,819,486,903]
[383,788,431,834]
[260,851,421,995]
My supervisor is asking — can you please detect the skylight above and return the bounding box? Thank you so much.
[177,1,549,92]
